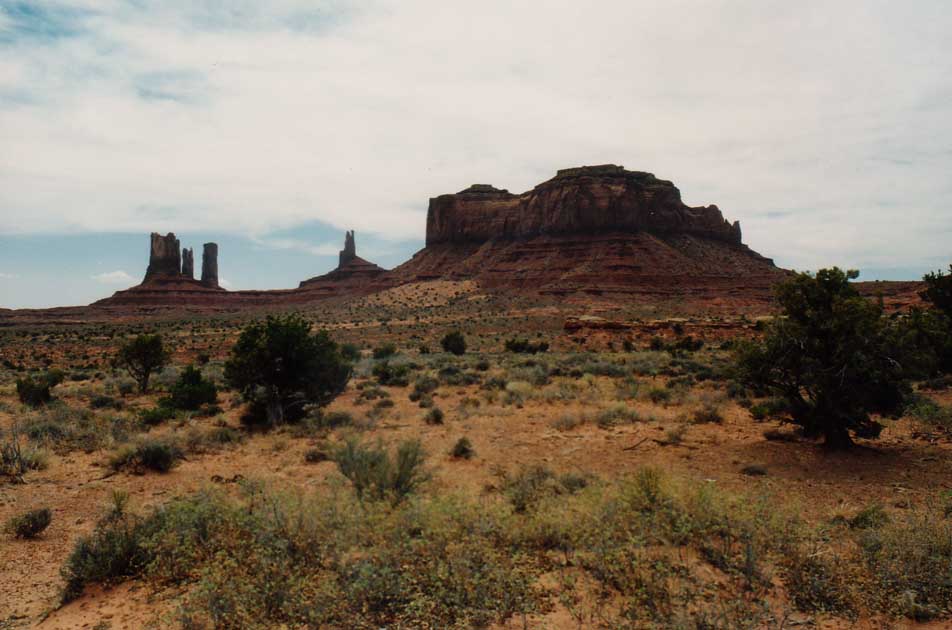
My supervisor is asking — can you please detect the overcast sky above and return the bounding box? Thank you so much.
[1,1,951,308]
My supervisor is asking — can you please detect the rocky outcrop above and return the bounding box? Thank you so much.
[182,248,194,279]
[298,231,386,296]
[389,165,785,299]
[201,243,219,288]
[144,233,182,280]
[340,231,356,266]
[426,165,743,247]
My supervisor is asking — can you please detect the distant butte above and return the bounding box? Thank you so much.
[92,164,789,310]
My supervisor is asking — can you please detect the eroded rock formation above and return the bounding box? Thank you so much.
[299,231,386,296]
[144,233,182,280]
[390,165,785,298]
[426,165,742,246]
[201,243,219,288]
[182,248,194,279]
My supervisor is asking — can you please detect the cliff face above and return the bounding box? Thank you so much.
[426,165,742,246]
[390,165,783,298]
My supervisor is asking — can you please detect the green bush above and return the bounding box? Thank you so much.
[61,492,147,602]
[440,330,466,356]
[167,365,218,410]
[424,407,444,425]
[116,334,169,394]
[333,439,428,504]
[505,338,549,354]
[140,405,176,426]
[110,439,182,473]
[450,437,474,459]
[736,268,912,449]
[16,370,65,407]
[225,315,352,426]
[7,507,52,539]
[373,361,410,387]
[372,344,398,359]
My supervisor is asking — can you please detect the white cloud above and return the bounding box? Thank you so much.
[0,1,950,272]
[91,270,134,284]
[218,277,232,289]
[250,236,339,257]
[0,272,18,279]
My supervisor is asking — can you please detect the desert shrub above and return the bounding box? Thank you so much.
[225,315,352,426]
[16,370,65,407]
[109,438,182,473]
[785,549,858,615]
[749,397,788,421]
[647,387,672,405]
[848,503,889,530]
[166,365,218,411]
[7,507,52,539]
[340,343,362,362]
[372,343,398,359]
[116,334,169,394]
[1,429,47,482]
[373,361,410,387]
[596,403,642,428]
[140,405,176,426]
[505,338,549,354]
[357,386,389,403]
[61,492,148,602]
[440,330,466,356]
[89,394,122,410]
[692,403,724,424]
[333,439,428,504]
[905,394,952,432]
[859,511,952,619]
[424,407,444,425]
[450,436,474,459]
[503,380,533,406]
[736,268,912,449]
[412,375,439,398]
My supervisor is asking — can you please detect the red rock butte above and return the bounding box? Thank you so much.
[92,164,789,309]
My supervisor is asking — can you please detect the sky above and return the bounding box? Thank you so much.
[1,0,950,308]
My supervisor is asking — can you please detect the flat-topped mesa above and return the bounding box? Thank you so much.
[425,165,743,247]
[181,248,194,279]
[201,243,219,288]
[144,232,182,281]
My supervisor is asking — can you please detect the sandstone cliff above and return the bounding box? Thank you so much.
[426,165,742,246]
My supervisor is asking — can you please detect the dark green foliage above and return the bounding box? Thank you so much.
[61,493,147,602]
[333,439,428,504]
[736,268,911,449]
[140,405,176,426]
[167,365,218,410]
[16,370,64,407]
[340,343,361,362]
[7,507,52,539]
[373,361,410,387]
[424,407,444,425]
[440,330,466,356]
[372,344,398,359]
[505,338,549,354]
[89,394,122,410]
[224,315,352,426]
[117,334,169,393]
[110,439,182,473]
[921,265,952,320]
[450,437,474,459]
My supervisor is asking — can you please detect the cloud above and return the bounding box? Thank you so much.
[0,271,18,279]
[0,1,951,274]
[91,269,133,284]
[251,236,339,257]
[218,277,232,289]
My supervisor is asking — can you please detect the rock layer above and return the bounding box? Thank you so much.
[182,248,194,279]
[201,243,219,288]
[299,231,386,296]
[426,165,742,246]
[144,233,182,280]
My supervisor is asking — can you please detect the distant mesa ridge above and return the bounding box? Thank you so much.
[426,164,743,247]
[93,165,784,308]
